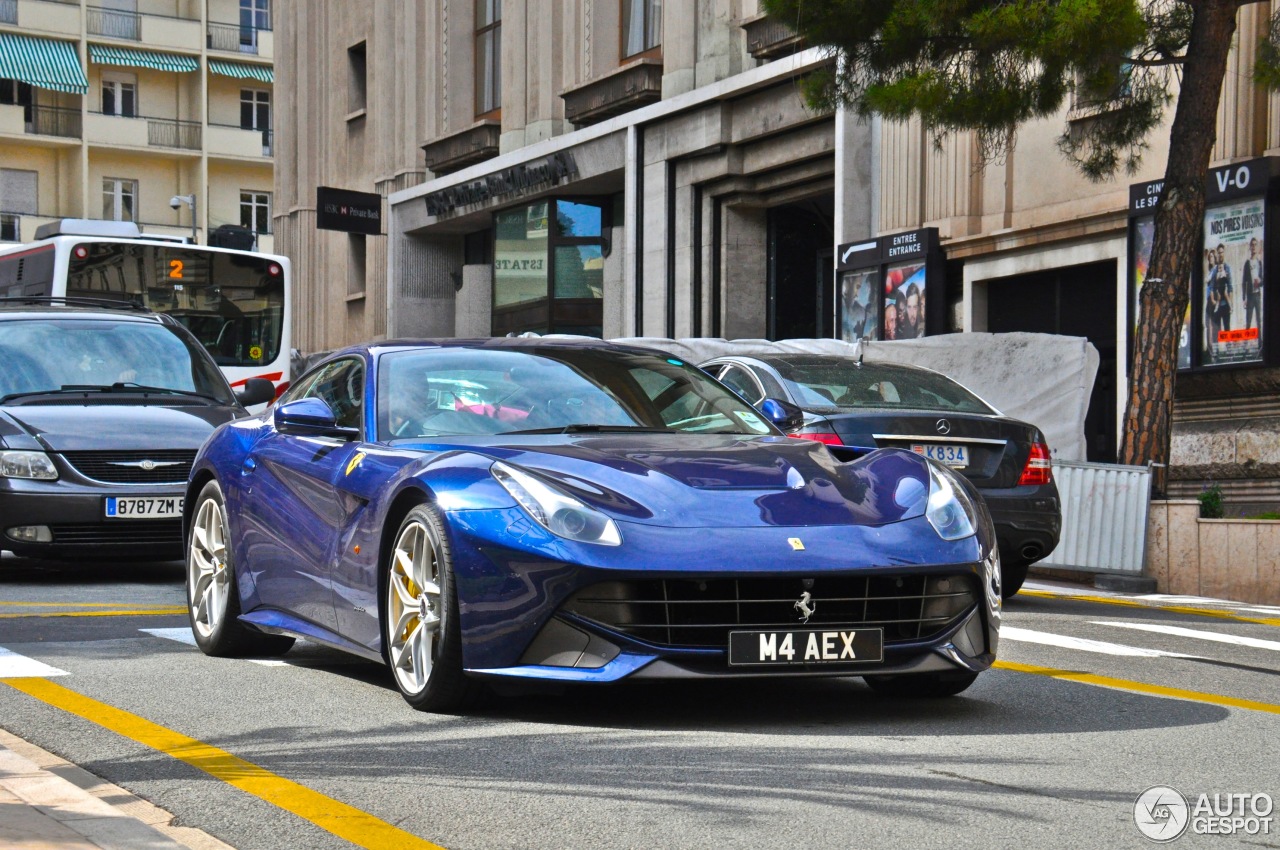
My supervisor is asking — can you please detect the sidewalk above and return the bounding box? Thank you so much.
[0,728,232,850]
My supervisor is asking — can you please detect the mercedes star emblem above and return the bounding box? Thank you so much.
[936,419,952,436]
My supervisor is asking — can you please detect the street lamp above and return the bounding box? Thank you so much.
[169,193,197,244]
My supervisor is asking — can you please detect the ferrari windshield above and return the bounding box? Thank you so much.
[0,317,235,404]
[769,359,995,414]
[378,347,778,440]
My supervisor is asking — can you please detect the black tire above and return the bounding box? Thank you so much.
[864,671,980,698]
[383,504,481,713]
[1001,559,1030,599]
[186,480,295,658]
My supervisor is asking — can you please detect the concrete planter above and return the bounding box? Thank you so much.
[1146,499,1280,605]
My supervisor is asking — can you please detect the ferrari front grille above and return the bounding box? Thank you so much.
[560,574,976,649]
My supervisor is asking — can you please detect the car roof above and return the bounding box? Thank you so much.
[0,298,166,323]
[350,337,681,360]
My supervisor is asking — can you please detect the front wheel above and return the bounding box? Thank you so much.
[187,480,294,658]
[384,504,480,712]
[864,671,980,698]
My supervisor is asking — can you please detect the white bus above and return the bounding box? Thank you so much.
[0,220,292,402]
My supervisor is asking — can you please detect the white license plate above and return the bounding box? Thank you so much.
[911,443,969,468]
[104,496,184,519]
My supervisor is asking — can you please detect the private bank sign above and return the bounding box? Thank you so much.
[317,187,383,236]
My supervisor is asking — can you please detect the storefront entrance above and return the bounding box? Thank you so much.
[767,196,835,340]
[985,259,1117,462]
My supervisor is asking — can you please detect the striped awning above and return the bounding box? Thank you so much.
[89,45,199,73]
[0,33,88,94]
[208,60,274,83]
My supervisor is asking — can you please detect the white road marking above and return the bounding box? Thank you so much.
[1000,626,1200,658]
[1094,621,1280,652]
[141,628,291,666]
[0,646,69,678]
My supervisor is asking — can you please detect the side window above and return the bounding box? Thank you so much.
[277,366,323,405]
[718,365,763,405]
[303,358,365,433]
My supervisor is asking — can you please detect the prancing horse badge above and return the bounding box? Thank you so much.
[788,537,805,551]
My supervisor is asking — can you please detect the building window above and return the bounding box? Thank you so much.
[0,214,19,241]
[347,41,367,114]
[0,78,33,106]
[0,168,38,216]
[348,234,366,296]
[492,198,606,337]
[240,191,271,234]
[622,0,661,59]
[102,178,136,222]
[475,0,501,116]
[101,74,137,118]
[240,89,270,130]
[240,0,270,51]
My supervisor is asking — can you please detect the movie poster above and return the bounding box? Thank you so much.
[1132,216,1192,369]
[839,268,880,342]
[1201,199,1265,366]
[883,261,926,340]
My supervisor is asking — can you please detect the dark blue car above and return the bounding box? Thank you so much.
[185,339,1001,712]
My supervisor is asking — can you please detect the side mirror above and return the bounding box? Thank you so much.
[758,398,805,432]
[273,398,359,440]
[235,377,276,408]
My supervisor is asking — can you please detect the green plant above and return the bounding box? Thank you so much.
[1247,511,1280,520]
[1198,484,1224,519]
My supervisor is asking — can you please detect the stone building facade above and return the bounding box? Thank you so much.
[275,1,1279,511]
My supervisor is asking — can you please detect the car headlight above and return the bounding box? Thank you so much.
[491,461,621,546]
[0,451,59,481]
[926,463,976,541]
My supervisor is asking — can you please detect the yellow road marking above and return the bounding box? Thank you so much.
[995,660,1280,715]
[0,608,187,619]
[1019,589,1280,628]
[1,678,447,850]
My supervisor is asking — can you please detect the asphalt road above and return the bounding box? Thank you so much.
[1,550,1277,849]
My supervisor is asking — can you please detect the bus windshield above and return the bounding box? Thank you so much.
[66,242,284,369]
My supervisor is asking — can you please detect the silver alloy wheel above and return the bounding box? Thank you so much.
[188,496,230,638]
[388,520,443,694]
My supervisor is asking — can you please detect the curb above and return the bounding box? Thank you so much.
[0,727,234,850]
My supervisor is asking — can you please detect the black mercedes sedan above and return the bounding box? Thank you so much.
[700,354,1060,597]
[0,299,273,561]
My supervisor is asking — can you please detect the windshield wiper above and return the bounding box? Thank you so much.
[0,384,221,404]
[109,382,222,402]
[506,424,678,435]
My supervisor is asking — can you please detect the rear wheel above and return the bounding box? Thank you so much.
[187,480,295,657]
[384,504,480,713]
[864,671,980,698]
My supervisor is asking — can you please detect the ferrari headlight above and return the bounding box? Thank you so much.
[0,451,59,481]
[925,463,976,541]
[491,461,621,546]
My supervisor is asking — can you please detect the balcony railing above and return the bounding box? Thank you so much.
[208,123,273,157]
[147,117,200,150]
[207,22,268,54]
[0,0,17,25]
[27,104,81,138]
[87,6,140,39]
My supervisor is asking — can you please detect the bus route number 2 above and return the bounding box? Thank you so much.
[169,260,184,279]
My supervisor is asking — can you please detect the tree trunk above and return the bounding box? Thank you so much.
[1120,0,1243,494]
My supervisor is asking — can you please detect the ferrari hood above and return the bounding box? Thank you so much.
[486,434,931,529]
[1,403,235,452]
